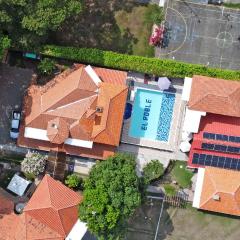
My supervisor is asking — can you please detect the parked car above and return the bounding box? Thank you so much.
[208,0,223,5]
[10,111,21,139]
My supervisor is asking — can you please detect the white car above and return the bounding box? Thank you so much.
[10,111,21,139]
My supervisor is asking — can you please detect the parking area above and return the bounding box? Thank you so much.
[0,64,33,144]
[156,0,240,70]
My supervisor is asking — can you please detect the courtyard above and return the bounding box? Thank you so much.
[157,0,240,70]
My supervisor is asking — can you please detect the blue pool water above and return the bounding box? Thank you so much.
[129,88,175,142]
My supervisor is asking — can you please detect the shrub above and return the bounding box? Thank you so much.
[21,151,47,176]
[143,160,164,184]
[41,45,240,80]
[65,174,83,189]
[38,58,56,75]
[164,184,176,197]
[0,35,11,60]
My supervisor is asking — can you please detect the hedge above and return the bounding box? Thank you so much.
[41,45,240,80]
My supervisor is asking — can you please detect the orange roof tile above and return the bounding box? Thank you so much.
[199,167,240,216]
[20,65,127,153]
[0,175,83,240]
[188,75,240,117]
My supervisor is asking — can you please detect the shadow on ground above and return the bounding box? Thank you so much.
[50,0,139,54]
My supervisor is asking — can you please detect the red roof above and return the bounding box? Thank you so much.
[188,75,240,117]
[18,65,128,159]
[198,167,240,216]
[0,175,83,240]
[188,113,240,169]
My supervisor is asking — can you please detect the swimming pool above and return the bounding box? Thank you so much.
[129,88,175,142]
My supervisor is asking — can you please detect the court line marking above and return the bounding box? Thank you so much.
[154,198,165,240]
[159,7,188,56]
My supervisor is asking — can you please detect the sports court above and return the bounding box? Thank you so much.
[156,0,240,70]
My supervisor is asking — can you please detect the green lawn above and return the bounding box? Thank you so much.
[53,1,163,57]
[115,4,163,57]
[223,3,240,9]
[161,205,240,240]
[171,161,194,188]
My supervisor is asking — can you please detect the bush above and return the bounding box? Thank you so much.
[143,160,164,184]
[41,45,240,80]
[38,58,56,75]
[164,184,176,197]
[65,174,83,189]
[21,151,47,176]
[0,35,11,60]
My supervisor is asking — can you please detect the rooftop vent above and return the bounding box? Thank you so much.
[213,194,220,201]
[51,123,58,129]
[96,106,103,113]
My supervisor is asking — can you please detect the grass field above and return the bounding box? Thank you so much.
[53,1,163,57]
[159,205,240,240]
[126,199,240,240]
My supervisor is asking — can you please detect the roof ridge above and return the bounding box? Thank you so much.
[47,94,97,112]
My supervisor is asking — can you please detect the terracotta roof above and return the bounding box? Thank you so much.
[0,175,83,240]
[199,167,240,216]
[188,75,240,117]
[23,175,82,238]
[20,65,127,152]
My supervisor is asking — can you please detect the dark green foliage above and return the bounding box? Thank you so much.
[223,3,240,9]
[143,160,164,184]
[0,35,11,60]
[65,174,83,189]
[0,0,82,49]
[42,45,240,80]
[38,58,56,75]
[78,153,142,239]
[144,4,163,25]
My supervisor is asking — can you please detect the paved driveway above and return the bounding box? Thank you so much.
[157,0,240,70]
[0,64,33,145]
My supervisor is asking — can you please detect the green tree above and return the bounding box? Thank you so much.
[38,58,56,75]
[79,153,142,239]
[0,0,82,48]
[143,160,164,184]
[65,174,83,189]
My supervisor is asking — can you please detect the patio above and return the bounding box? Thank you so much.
[119,72,188,172]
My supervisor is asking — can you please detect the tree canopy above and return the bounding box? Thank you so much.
[78,153,142,239]
[0,0,82,48]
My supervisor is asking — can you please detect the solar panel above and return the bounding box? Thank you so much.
[202,142,240,154]
[191,153,240,171]
[203,132,240,144]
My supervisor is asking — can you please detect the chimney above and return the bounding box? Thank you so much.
[213,194,220,201]
[96,106,103,113]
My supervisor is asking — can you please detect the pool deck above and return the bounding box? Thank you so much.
[119,72,188,171]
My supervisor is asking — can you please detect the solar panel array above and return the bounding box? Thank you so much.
[203,132,240,143]
[202,143,240,154]
[192,153,240,171]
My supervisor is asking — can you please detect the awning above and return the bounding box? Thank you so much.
[7,174,31,196]
[183,108,206,133]
[157,77,171,90]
